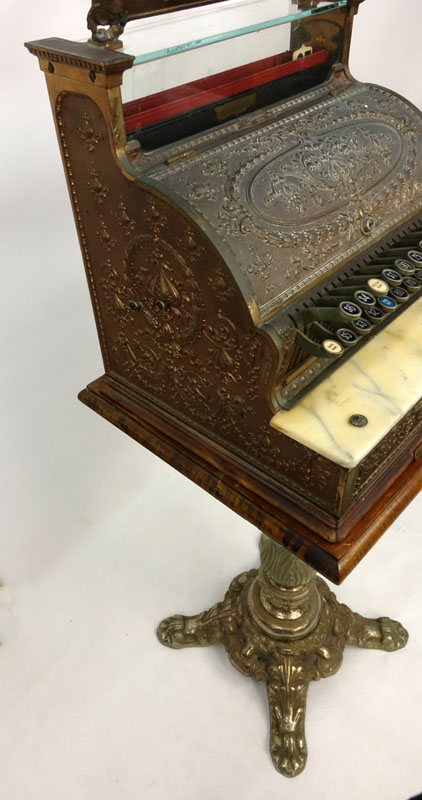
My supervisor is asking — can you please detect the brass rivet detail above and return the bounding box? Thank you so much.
[155,299,167,312]
[128,299,141,312]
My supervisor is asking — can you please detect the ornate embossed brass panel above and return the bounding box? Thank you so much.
[26,13,422,551]
[149,84,422,317]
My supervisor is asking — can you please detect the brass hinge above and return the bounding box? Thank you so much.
[329,64,351,96]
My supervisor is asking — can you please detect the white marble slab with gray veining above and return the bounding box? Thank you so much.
[271,297,422,468]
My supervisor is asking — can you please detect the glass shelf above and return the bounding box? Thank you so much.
[121,1,347,64]
[118,0,347,150]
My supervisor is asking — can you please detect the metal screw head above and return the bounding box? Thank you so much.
[361,216,375,235]
[128,299,141,312]
[349,414,368,428]
[155,299,167,312]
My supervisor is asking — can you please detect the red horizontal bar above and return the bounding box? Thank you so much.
[123,48,328,131]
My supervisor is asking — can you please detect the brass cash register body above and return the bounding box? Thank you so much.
[26,0,422,581]
[26,0,422,780]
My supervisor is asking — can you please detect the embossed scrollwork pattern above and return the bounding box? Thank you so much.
[57,93,343,511]
[77,112,101,152]
[153,84,422,315]
[353,399,422,497]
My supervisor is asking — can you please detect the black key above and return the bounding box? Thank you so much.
[407,250,422,265]
[339,301,362,319]
[364,307,384,322]
[354,290,376,308]
[395,259,415,275]
[402,276,421,293]
[352,318,372,335]
[390,286,409,303]
[382,268,402,286]
[414,269,422,281]
[337,328,358,347]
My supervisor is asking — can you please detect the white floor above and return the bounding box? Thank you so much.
[1,1,421,798]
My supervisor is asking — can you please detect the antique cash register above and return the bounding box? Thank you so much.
[26,0,422,778]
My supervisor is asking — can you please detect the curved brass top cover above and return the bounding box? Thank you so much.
[148,82,422,317]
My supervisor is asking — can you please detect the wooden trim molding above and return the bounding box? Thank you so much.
[79,374,422,584]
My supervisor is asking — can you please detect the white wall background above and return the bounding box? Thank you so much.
[1,2,422,799]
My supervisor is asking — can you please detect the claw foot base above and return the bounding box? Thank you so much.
[157,538,408,778]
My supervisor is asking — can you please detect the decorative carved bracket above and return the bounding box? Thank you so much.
[86,0,234,44]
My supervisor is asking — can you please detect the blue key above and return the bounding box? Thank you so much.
[378,296,397,312]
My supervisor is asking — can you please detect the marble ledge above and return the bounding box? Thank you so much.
[271,297,422,469]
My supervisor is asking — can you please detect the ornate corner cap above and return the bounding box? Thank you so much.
[25,37,134,74]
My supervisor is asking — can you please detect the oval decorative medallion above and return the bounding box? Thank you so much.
[247,122,402,226]
[153,83,422,316]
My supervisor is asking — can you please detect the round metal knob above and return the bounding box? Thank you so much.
[361,216,375,235]
[349,414,368,428]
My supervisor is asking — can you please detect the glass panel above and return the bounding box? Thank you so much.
[121,0,347,151]
[124,2,346,65]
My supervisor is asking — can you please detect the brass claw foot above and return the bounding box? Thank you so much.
[157,536,408,777]
[318,579,409,653]
[376,617,409,651]
[266,660,309,776]
[349,614,409,651]
[157,572,250,649]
